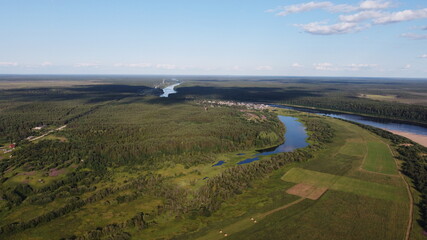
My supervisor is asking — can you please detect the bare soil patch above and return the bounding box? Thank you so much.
[49,168,66,177]
[286,183,328,200]
[17,171,36,176]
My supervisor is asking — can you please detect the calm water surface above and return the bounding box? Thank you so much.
[271,105,427,136]
[160,83,181,97]
[237,115,309,165]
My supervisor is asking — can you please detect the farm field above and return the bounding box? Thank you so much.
[363,142,397,175]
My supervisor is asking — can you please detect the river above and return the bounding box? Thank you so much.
[236,116,309,165]
[160,83,181,97]
[272,104,427,147]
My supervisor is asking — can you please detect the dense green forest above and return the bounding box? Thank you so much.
[0,80,290,238]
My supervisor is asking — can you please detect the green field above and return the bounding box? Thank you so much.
[282,167,404,202]
[363,142,397,175]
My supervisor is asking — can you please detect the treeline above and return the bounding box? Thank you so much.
[0,174,163,236]
[174,84,427,124]
[63,103,284,168]
[344,120,427,231]
[0,102,94,141]
[283,97,427,124]
[193,116,333,213]
[0,171,101,208]
[62,212,146,240]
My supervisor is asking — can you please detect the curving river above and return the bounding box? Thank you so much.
[271,104,427,147]
[237,115,309,165]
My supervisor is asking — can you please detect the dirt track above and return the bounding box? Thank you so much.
[29,125,67,142]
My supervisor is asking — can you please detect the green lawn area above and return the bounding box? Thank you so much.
[362,141,397,175]
[281,167,404,202]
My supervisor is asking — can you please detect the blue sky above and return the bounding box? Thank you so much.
[0,0,426,77]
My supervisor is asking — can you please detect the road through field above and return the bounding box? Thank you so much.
[386,143,413,240]
[29,125,67,142]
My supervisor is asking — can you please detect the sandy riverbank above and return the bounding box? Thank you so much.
[387,130,427,147]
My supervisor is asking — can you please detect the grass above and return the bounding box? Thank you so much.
[281,168,404,202]
[359,94,397,101]
[227,190,407,240]
[32,134,68,143]
[362,141,397,175]
[10,193,161,239]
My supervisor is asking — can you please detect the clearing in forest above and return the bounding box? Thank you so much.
[282,168,404,202]
[362,141,397,175]
[286,183,328,200]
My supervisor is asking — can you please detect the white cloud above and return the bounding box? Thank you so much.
[401,33,427,40]
[360,0,392,10]
[346,63,378,71]
[373,8,427,24]
[156,64,176,70]
[0,62,18,67]
[339,10,383,22]
[269,1,427,36]
[114,63,152,68]
[419,54,427,58]
[402,64,411,69]
[314,62,337,71]
[272,0,392,16]
[291,63,304,68]
[74,63,100,67]
[255,65,273,71]
[313,63,378,71]
[339,8,427,25]
[297,22,364,35]
[40,61,53,67]
[231,65,241,71]
[276,1,333,16]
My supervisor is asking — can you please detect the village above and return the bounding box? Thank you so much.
[197,100,269,110]
[0,124,67,157]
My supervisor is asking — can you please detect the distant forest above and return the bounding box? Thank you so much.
[170,78,427,124]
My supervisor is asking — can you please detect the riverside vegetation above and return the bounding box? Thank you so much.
[0,76,426,239]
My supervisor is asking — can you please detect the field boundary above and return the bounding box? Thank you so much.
[386,143,413,240]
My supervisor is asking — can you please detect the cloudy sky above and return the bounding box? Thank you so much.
[1,0,426,77]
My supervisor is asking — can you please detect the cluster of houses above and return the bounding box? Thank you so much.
[32,125,46,131]
[0,143,16,154]
[199,100,269,110]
